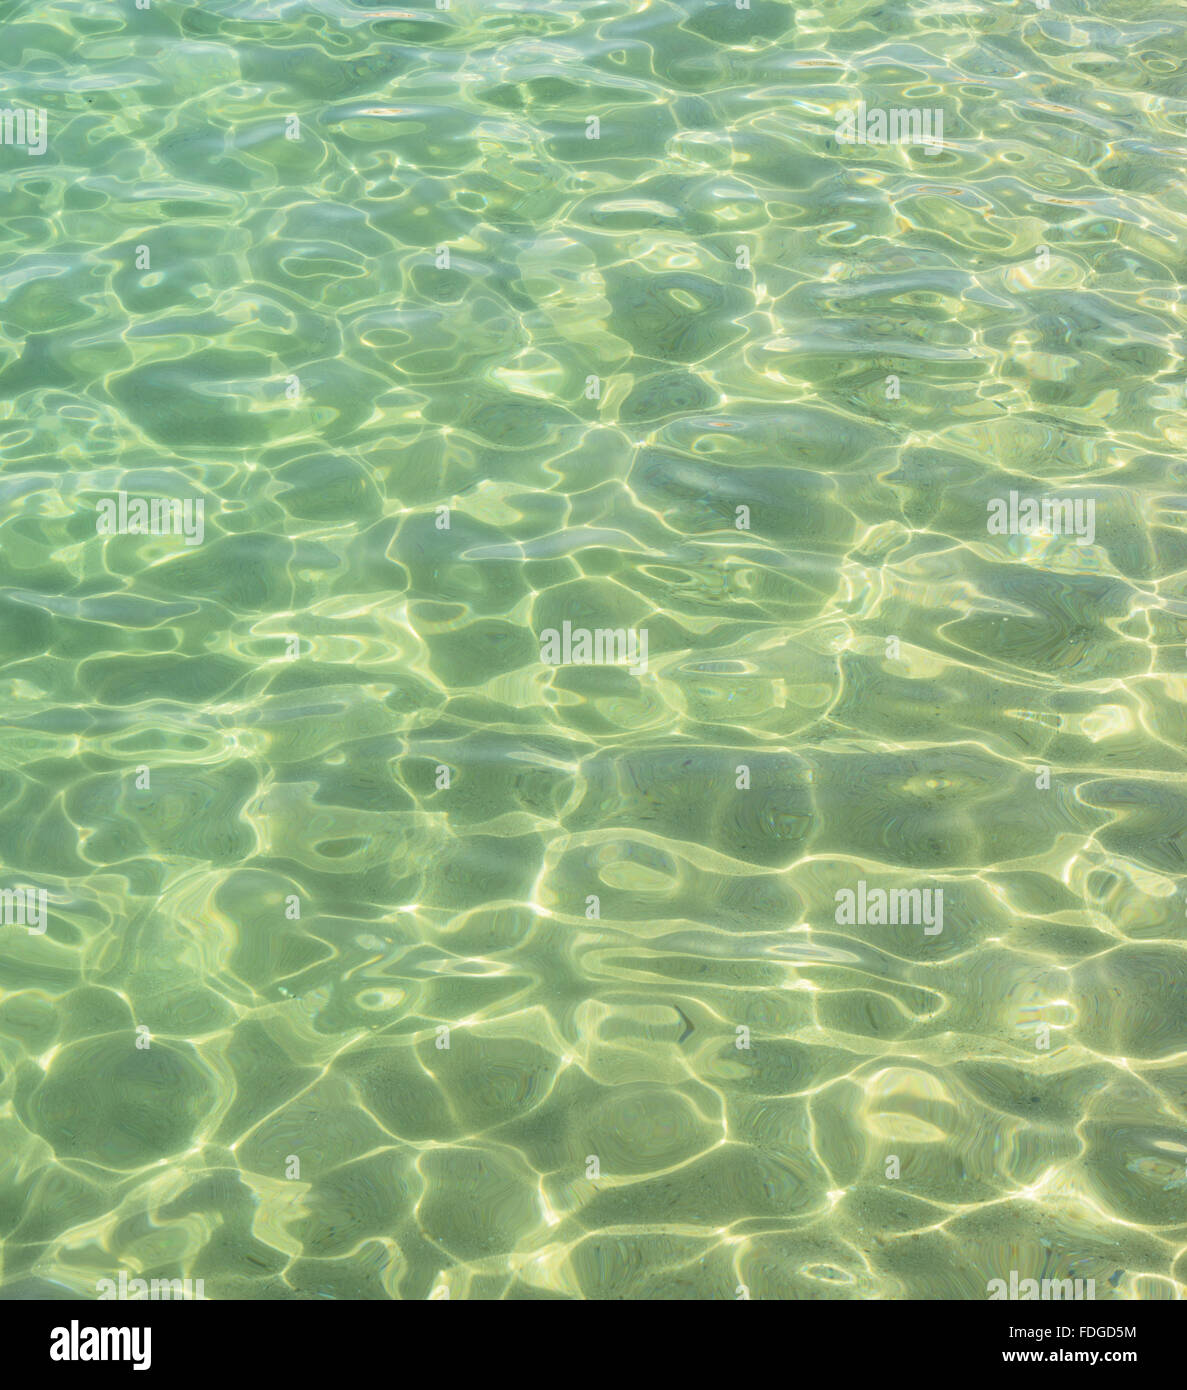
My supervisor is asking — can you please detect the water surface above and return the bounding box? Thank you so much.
[1,0,1186,1301]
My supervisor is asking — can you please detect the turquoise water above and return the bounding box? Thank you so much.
[1,0,1187,1300]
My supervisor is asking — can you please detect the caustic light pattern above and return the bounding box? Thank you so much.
[0,0,1186,1302]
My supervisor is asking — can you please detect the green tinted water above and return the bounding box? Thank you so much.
[1,0,1186,1300]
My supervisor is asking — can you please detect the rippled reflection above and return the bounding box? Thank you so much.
[0,0,1185,1303]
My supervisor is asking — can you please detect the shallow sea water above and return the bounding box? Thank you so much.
[1,0,1187,1300]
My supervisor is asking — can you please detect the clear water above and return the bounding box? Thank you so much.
[1,0,1186,1301]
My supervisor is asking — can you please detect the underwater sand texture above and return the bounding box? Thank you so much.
[2,0,1187,1300]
